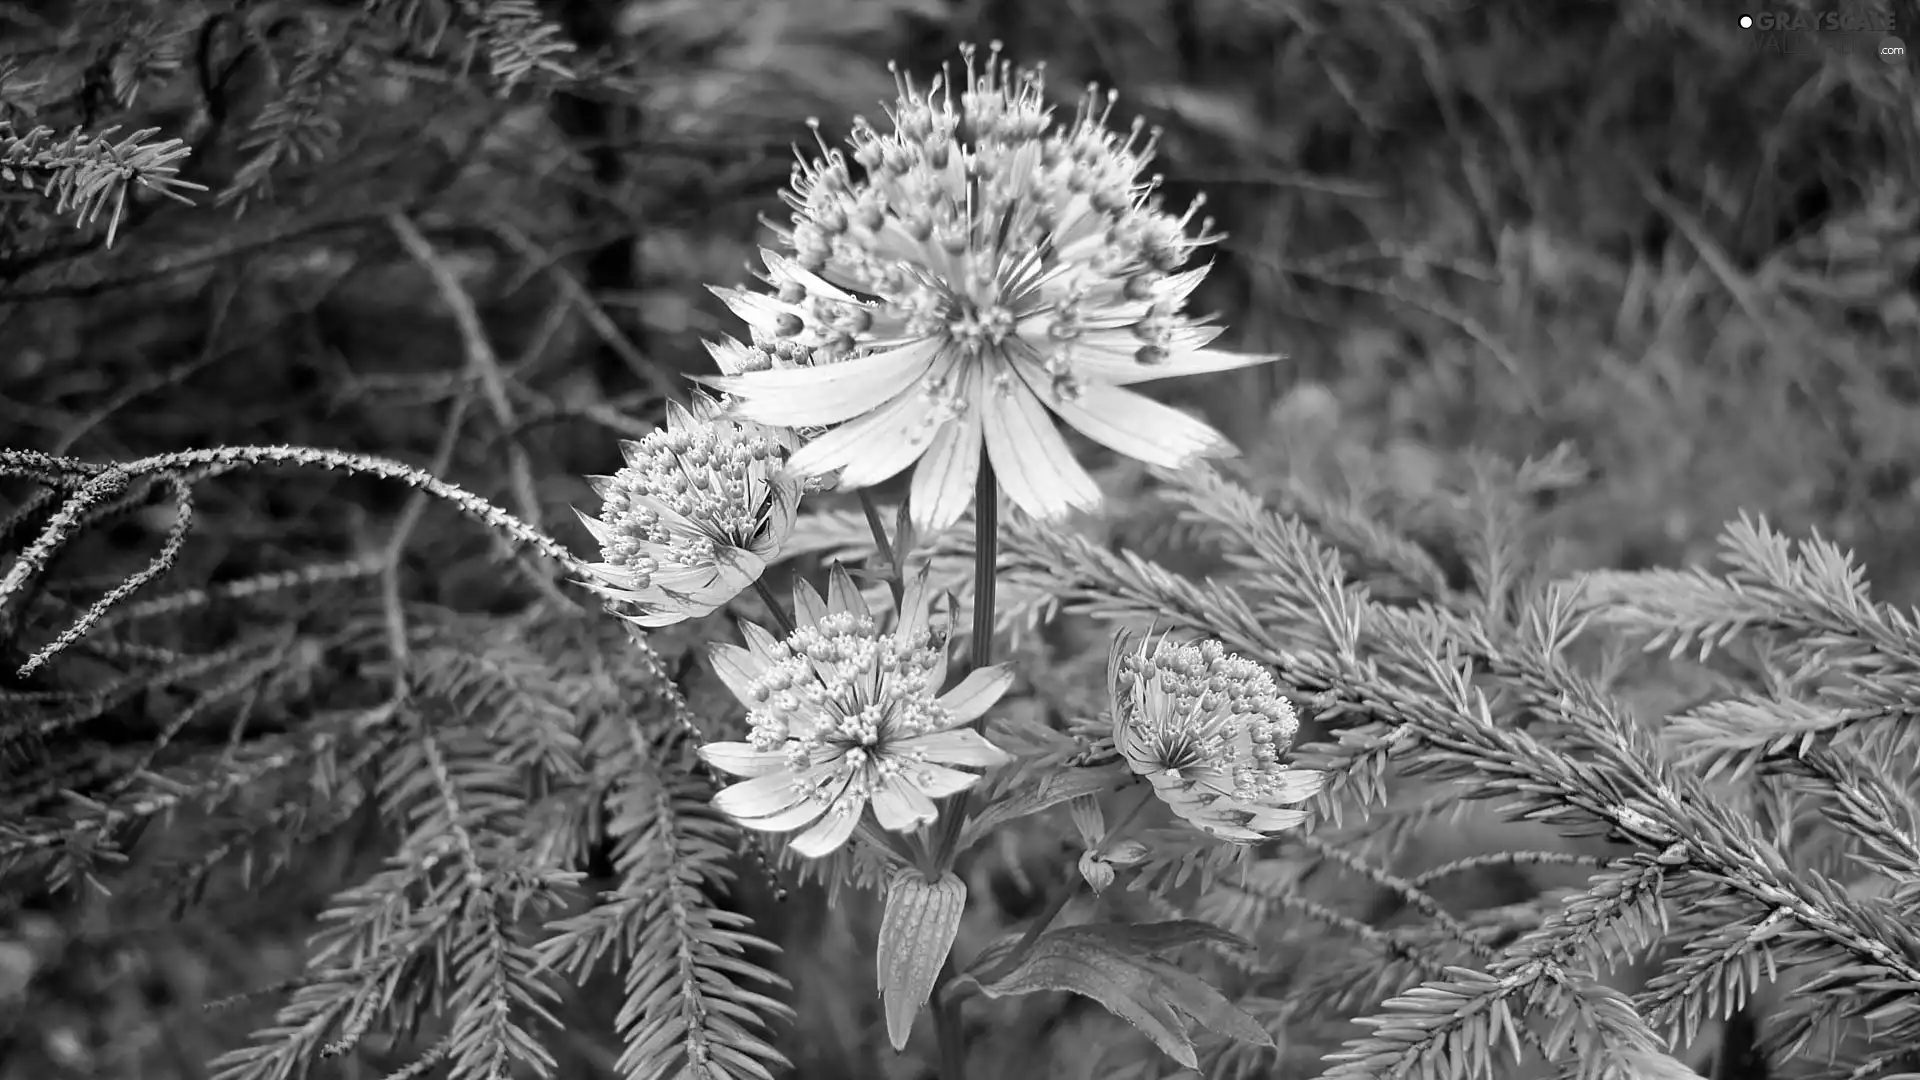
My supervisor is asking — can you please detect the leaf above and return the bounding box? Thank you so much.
[876,867,967,1051]
[954,921,1271,1069]
[893,497,919,565]
[959,765,1126,851]
[985,712,1082,757]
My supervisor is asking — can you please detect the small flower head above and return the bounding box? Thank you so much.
[698,564,1014,857]
[701,44,1281,536]
[577,392,803,627]
[1107,632,1326,842]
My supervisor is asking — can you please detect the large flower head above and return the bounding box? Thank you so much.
[577,392,803,627]
[1108,632,1326,842]
[702,44,1280,536]
[698,564,1014,857]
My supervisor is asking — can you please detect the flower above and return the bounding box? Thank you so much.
[576,392,803,627]
[697,563,1014,857]
[700,44,1279,536]
[1107,632,1326,842]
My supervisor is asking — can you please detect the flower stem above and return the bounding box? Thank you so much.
[750,576,795,637]
[1102,781,1158,844]
[932,988,967,1080]
[927,451,999,1080]
[968,452,998,675]
[857,488,906,609]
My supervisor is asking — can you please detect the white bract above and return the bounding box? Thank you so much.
[1108,632,1326,842]
[701,44,1280,535]
[577,393,802,627]
[698,564,1014,857]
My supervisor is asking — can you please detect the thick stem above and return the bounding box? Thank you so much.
[932,986,967,1080]
[968,453,998,676]
[750,576,795,638]
[929,449,998,1080]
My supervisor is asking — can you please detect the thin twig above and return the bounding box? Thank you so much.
[485,219,679,404]
[388,212,575,611]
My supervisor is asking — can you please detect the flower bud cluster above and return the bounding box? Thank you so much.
[577,394,802,628]
[594,419,788,588]
[1112,636,1299,801]
[1109,634,1324,841]
[739,611,956,799]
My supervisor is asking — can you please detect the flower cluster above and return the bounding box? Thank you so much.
[576,393,802,627]
[701,43,1281,535]
[698,566,1013,857]
[1107,633,1326,841]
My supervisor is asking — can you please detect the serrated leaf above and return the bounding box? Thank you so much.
[877,867,966,1051]
[984,713,1082,757]
[954,921,1270,1069]
[960,766,1126,851]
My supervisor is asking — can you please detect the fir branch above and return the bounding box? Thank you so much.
[0,445,593,676]
[1580,513,1920,672]
[213,653,581,1080]
[90,557,386,632]
[1161,460,1452,607]
[208,857,461,1080]
[452,0,577,88]
[994,513,1281,663]
[1153,461,1369,654]
[1638,894,1786,1049]
[0,703,395,885]
[1764,743,1920,890]
[0,120,205,245]
[219,14,367,208]
[370,0,577,89]
[538,718,792,1080]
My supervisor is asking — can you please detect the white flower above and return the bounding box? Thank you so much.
[700,44,1279,536]
[698,564,1014,857]
[1107,632,1326,842]
[576,392,802,627]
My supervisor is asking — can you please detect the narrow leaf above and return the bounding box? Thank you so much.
[955,921,1270,1068]
[960,765,1127,850]
[877,867,967,1051]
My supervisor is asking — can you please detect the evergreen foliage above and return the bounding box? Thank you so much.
[4,1,1920,1079]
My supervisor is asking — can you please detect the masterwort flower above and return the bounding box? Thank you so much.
[697,564,1014,857]
[576,392,803,627]
[1108,632,1326,842]
[701,43,1279,536]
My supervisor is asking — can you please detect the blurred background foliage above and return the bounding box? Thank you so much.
[1,0,1917,1076]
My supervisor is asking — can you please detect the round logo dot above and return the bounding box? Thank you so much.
[1883,36,1907,62]
[1739,14,1754,28]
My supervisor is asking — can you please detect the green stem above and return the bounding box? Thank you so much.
[750,576,795,637]
[1093,783,1154,850]
[961,784,1153,982]
[968,454,998,677]
[932,990,967,1080]
[928,450,998,1080]
[857,488,907,609]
